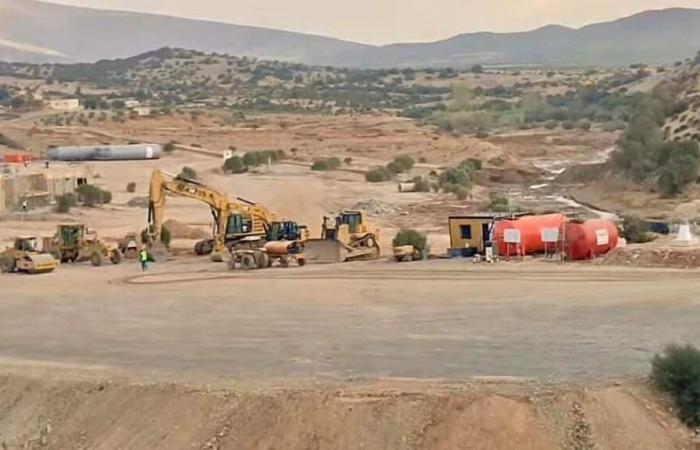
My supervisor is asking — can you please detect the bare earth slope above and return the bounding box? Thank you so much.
[0,366,693,450]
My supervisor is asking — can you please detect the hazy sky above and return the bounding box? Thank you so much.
[46,0,700,44]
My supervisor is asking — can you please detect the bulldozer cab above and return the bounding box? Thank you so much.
[14,237,38,252]
[338,211,364,234]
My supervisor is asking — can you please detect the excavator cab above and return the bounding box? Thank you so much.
[225,213,254,236]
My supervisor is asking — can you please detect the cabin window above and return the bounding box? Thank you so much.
[460,225,472,239]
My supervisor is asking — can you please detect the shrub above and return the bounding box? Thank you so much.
[439,167,472,189]
[365,167,392,182]
[393,229,427,251]
[488,194,510,212]
[475,130,490,139]
[163,141,176,152]
[393,155,415,171]
[411,176,431,192]
[126,182,137,193]
[544,120,558,130]
[223,155,247,174]
[578,120,592,131]
[454,186,470,200]
[459,158,482,171]
[651,343,700,427]
[76,184,112,207]
[311,157,341,171]
[620,215,653,243]
[55,193,76,213]
[562,121,575,130]
[418,157,427,163]
[179,166,197,180]
[243,150,286,167]
[344,157,353,165]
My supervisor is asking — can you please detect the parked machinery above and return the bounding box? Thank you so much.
[304,210,380,263]
[0,237,60,274]
[117,232,142,259]
[147,169,308,262]
[228,228,307,271]
[44,224,121,267]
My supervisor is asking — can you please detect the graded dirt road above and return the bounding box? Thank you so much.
[2,259,699,382]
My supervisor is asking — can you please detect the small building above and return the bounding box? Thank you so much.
[132,107,152,117]
[0,166,90,212]
[48,99,80,111]
[448,214,497,257]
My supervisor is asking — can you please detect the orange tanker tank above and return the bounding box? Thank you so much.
[563,219,619,260]
[494,214,567,256]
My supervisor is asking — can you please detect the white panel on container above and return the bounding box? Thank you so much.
[595,229,609,246]
[146,146,154,159]
[541,228,559,243]
[504,229,521,244]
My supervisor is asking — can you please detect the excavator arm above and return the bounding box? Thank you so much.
[148,169,231,253]
[147,169,283,257]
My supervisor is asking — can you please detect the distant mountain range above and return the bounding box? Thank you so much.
[2,0,700,68]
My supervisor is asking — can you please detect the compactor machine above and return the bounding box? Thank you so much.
[1,237,60,274]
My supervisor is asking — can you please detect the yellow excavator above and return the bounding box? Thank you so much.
[304,210,380,263]
[147,169,307,261]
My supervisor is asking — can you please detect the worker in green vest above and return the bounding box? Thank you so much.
[139,249,149,271]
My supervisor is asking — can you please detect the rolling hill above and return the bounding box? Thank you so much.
[1,0,700,68]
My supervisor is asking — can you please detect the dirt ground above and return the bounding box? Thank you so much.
[0,364,695,450]
[2,260,700,381]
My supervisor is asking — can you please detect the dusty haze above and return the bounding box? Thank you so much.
[44,0,700,44]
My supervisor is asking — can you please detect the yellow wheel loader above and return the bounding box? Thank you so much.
[304,210,380,263]
[1,237,60,274]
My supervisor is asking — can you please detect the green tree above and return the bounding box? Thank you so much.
[223,156,247,174]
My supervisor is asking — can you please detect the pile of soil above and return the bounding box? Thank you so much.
[126,196,149,208]
[350,199,402,217]
[601,245,700,269]
[0,369,694,450]
[162,219,209,240]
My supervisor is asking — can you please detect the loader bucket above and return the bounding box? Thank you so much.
[303,239,348,264]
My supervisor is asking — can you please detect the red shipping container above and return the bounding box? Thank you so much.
[494,214,567,256]
[2,153,34,164]
[564,219,619,260]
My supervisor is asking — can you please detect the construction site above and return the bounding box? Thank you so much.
[1,134,699,449]
[0,44,699,448]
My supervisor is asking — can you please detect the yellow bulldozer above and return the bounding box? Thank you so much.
[1,237,60,274]
[304,210,380,263]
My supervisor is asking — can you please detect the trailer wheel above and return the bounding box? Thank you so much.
[257,252,271,269]
[297,257,306,267]
[241,253,257,270]
[280,256,290,268]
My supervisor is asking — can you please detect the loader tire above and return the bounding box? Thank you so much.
[240,254,257,270]
[110,250,122,265]
[90,252,103,267]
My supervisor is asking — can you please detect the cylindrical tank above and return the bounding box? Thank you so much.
[398,182,417,193]
[494,214,567,256]
[47,144,163,161]
[263,240,303,257]
[564,219,619,260]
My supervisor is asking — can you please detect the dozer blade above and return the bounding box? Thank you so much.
[303,239,348,264]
